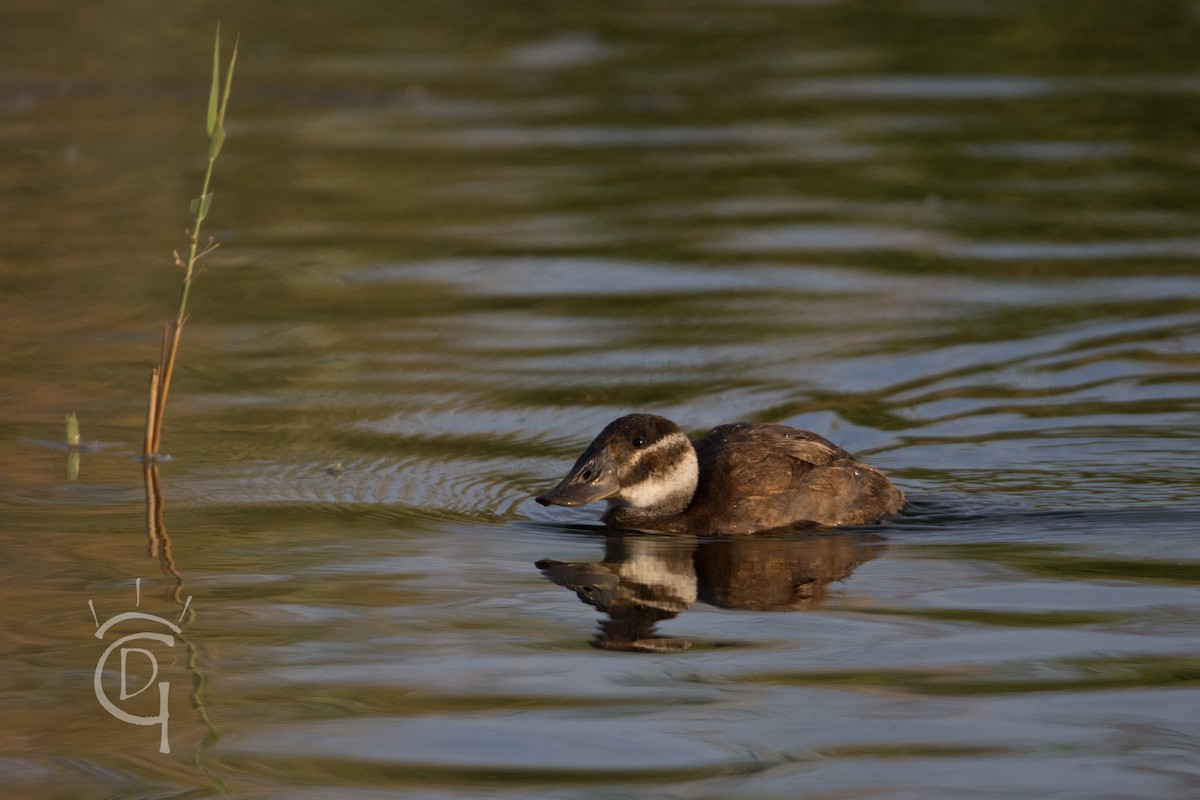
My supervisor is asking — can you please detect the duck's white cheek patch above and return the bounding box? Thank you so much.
[619,451,698,508]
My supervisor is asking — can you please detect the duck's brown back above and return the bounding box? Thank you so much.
[670,423,905,534]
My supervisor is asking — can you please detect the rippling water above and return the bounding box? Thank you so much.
[3,2,1200,798]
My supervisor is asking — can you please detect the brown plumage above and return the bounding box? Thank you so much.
[536,414,905,535]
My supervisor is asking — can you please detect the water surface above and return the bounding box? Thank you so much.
[2,2,1199,798]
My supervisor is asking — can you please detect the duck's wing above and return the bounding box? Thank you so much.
[694,423,847,484]
[689,423,903,532]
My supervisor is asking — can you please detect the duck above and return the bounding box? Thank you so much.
[536,413,905,534]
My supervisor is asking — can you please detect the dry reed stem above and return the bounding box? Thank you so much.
[149,319,186,455]
[143,366,160,456]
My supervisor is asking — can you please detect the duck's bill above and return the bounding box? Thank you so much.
[535,452,620,507]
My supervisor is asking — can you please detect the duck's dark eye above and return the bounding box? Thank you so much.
[631,436,645,447]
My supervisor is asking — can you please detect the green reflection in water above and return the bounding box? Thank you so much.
[852,607,1125,628]
[736,656,1200,696]
[915,542,1200,585]
[214,753,772,790]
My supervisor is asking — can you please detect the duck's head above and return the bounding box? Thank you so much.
[536,414,699,524]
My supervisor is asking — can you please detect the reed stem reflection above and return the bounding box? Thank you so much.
[141,461,222,786]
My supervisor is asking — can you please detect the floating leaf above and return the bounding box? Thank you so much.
[66,412,80,447]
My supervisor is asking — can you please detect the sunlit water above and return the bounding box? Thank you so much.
[3,2,1200,798]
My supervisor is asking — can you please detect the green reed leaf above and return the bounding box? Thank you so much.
[208,124,226,160]
[219,33,237,121]
[190,192,213,222]
[207,25,221,136]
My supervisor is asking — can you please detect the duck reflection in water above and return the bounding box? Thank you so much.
[536,531,884,651]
